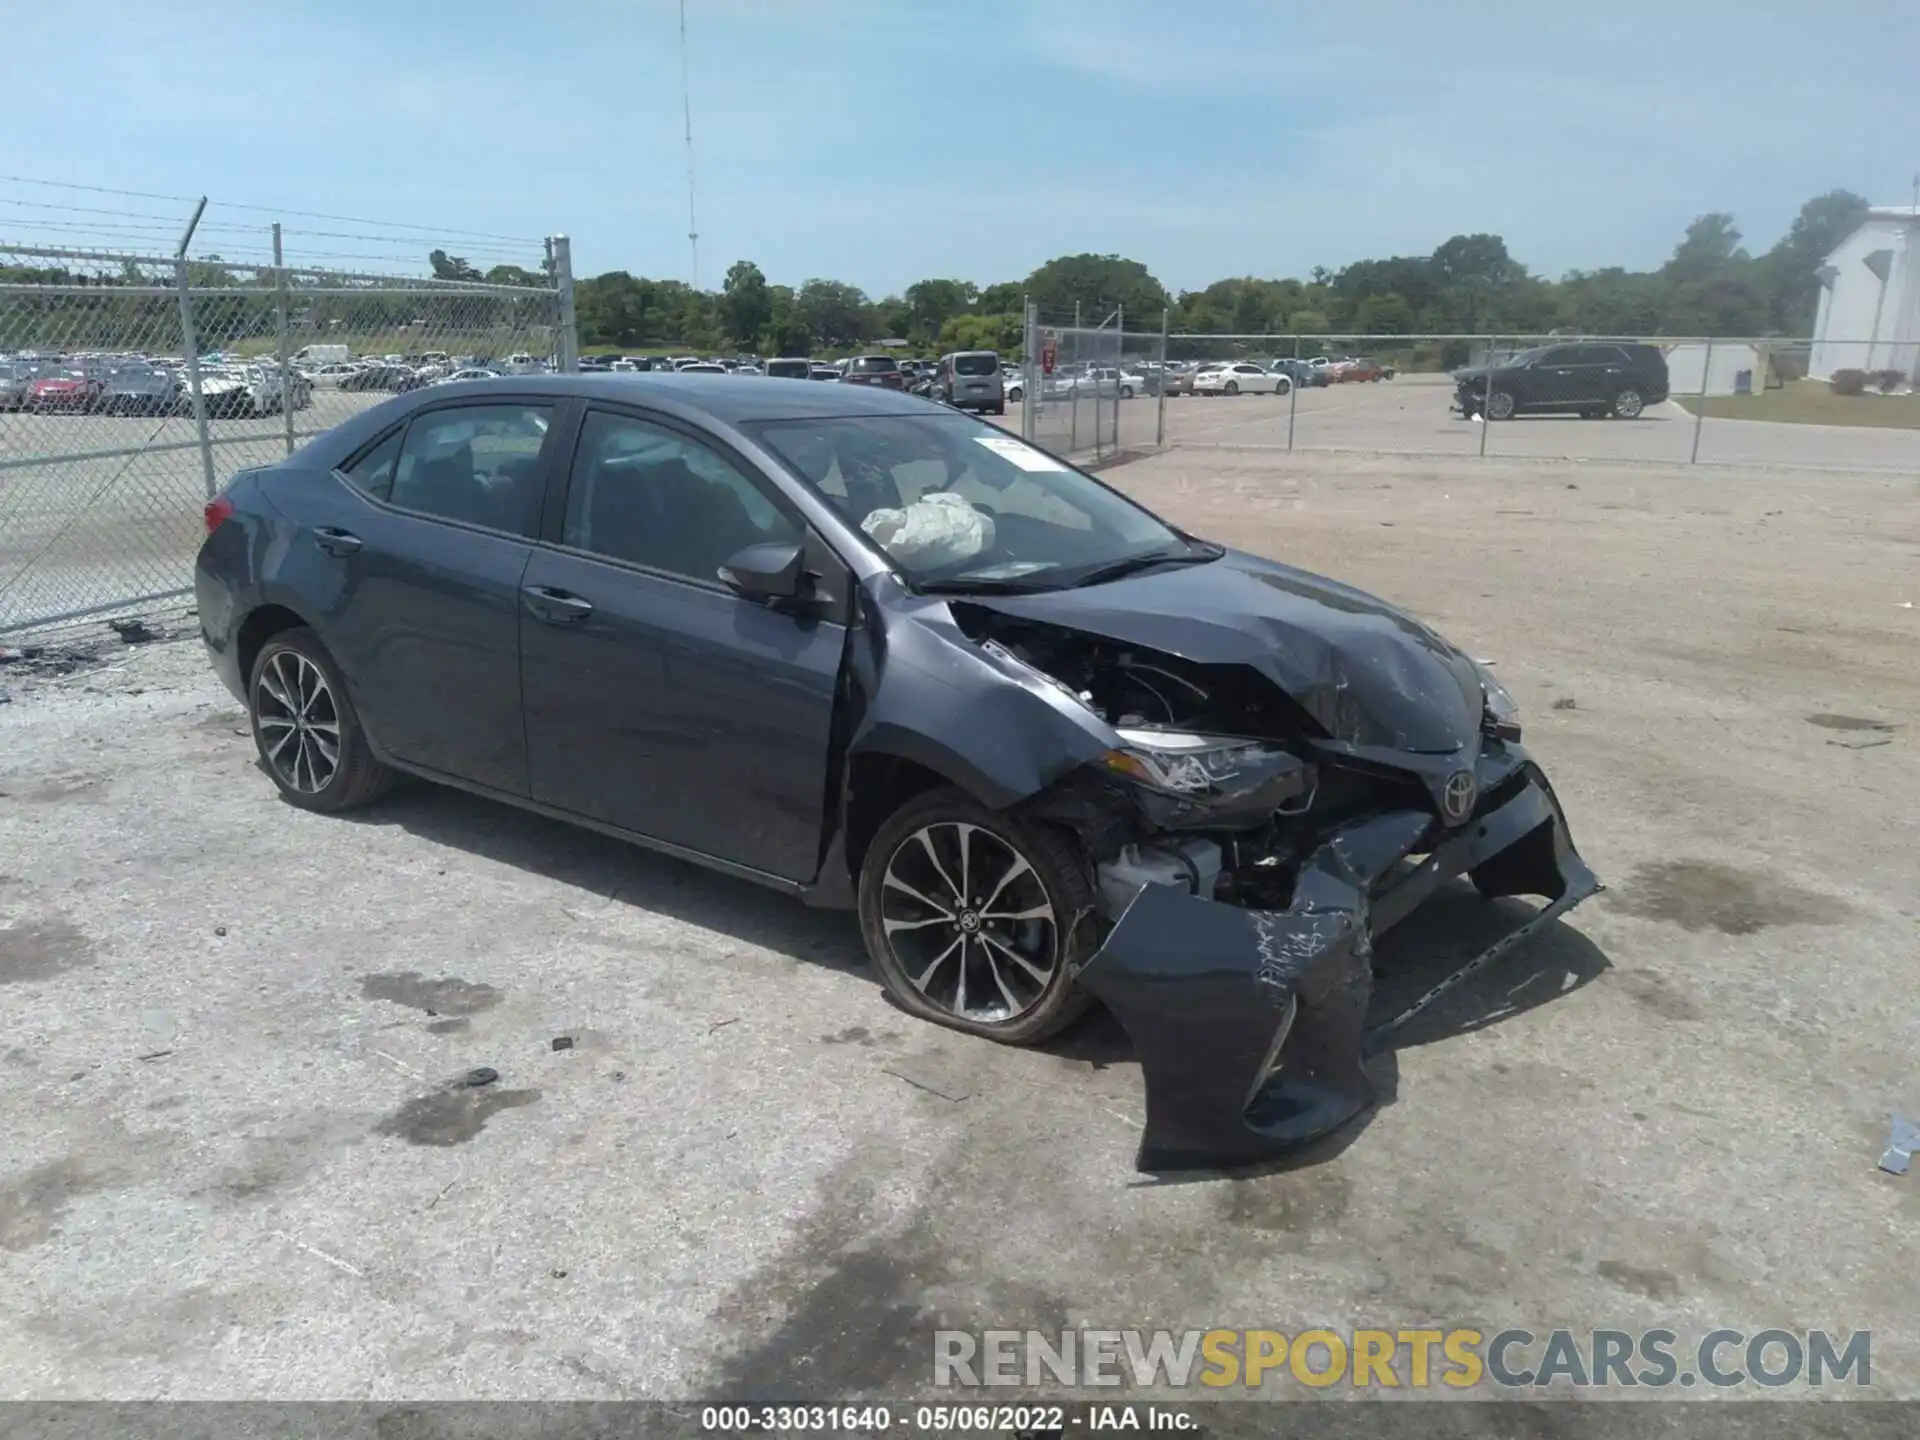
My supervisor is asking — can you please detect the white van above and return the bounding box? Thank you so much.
[292,344,349,366]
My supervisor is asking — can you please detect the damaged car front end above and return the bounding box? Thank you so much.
[929,569,1600,1171]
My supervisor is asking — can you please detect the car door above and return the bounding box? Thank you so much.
[1526,346,1584,409]
[308,398,561,795]
[1571,345,1630,405]
[1234,363,1274,394]
[518,405,847,882]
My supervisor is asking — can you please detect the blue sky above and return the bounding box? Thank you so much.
[5,0,1915,294]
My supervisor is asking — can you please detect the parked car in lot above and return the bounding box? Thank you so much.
[841,354,906,390]
[27,367,105,413]
[1340,357,1387,383]
[309,363,366,388]
[1193,362,1290,397]
[435,367,505,385]
[1,360,38,411]
[933,350,1006,414]
[341,364,427,394]
[764,358,813,380]
[1158,362,1197,398]
[100,365,187,416]
[810,364,842,382]
[1452,342,1670,420]
[676,362,729,376]
[194,373,1597,1172]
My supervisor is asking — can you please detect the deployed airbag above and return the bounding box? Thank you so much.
[861,492,995,568]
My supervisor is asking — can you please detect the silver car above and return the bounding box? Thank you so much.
[937,350,1006,415]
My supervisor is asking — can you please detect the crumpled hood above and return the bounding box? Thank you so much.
[968,549,1487,753]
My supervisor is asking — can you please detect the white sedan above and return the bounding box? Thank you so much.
[1193,361,1291,396]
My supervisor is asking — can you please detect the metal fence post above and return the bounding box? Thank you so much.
[273,222,296,457]
[173,197,217,500]
[1022,298,1036,443]
[550,235,579,373]
[1287,333,1300,452]
[1477,333,1499,458]
[1689,336,1712,464]
[1156,307,1169,448]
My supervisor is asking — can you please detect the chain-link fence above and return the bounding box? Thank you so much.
[1150,332,1919,473]
[1018,304,1169,463]
[1,236,572,635]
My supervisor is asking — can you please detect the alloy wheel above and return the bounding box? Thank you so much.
[1614,389,1643,418]
[254,649,342,794]
[1487,390,1516,420]
[879,822,1059,1024]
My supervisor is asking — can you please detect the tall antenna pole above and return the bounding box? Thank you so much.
[679,0,700,291]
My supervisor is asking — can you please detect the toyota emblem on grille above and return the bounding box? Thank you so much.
[1441,770,1478,823]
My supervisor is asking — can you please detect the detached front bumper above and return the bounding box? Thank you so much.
[1075,753,1600,1172]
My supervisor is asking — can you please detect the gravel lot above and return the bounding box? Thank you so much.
[3,443,1914,1403]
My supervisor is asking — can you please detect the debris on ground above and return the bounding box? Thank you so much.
[136,1049,174,1063]
[107,618,160,645]
[464,1067,499,1088]
[1552,697,1578,711]
[1828,737,1893,750]
[551,1036,574,1052]
[214,925,227,937]
[1879,1115,1917,1175]
[706,1017,738,1035]
[883,1061,974,1104]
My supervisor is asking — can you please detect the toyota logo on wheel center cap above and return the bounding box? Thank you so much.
[1441,770,1478,824]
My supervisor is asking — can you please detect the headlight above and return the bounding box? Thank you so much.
[1477,664,1521,739]
[1102,729,1292,797]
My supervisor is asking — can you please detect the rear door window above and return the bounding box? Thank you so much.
[385,404,555,536]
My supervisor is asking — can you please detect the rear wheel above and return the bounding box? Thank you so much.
[1275,377,1292,397]
[858,787,1096,1045]
[1224,380,1240,396]
[248,627,393,812]
[1611,388,1645,419]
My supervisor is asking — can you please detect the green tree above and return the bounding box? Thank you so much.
[796,279,873,348]
[1023,254,1169,320]
[904,279,979,343]
[428,249,483,282]
[719,260,773,349]
[1664,214,1748,284]
[483,264,544,287]
[1356,291,1414,335]
[977,281,1024,314]
[1759,189,1869,331]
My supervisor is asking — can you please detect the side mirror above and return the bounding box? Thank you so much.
[719,540,808,603]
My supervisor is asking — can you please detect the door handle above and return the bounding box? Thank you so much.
[313,527,362,556]
[521,585,594,624]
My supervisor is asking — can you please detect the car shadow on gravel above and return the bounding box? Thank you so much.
[323,775,874,976]
[1047,880,1613,1180]
[319,771,1610,1173]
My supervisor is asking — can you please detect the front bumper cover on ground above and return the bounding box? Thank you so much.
[1074,757,1601,1172]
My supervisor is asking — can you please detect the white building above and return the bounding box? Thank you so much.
[1663,340,1770,396]
[1808,204,1920,380]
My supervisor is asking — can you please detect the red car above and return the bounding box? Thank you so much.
[28,369,105,413]
[1338,357,1386,383]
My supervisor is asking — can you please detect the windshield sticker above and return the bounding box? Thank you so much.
[975,435,1068,473]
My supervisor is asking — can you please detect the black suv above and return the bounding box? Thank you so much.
[1452,342,1668,420]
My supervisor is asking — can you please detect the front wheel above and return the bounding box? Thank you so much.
[857,787,1096,1045]
[249,627,393,812]
[1006,386,1023,403]
[1611,388,1645,419]
[1485,389,1516,420]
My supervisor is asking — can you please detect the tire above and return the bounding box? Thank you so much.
[248,627,393,813]
[992,402,1006,415]
[1006,386,1023,403]
[1119,386,1133,400]
[1274,377,1292,397]
[857,786,1097,1045]
[1224,380,1239,396]
[1485,389,1516,421]
[1611,388,1644,419]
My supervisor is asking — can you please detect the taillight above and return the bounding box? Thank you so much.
[204,495,234,534]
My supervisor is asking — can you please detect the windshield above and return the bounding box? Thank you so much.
[953,354,998,376]
[751,412,1196,590]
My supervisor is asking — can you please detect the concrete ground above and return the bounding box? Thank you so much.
[3,443,1915,1403]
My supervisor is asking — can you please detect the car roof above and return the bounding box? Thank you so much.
[410,372,937,424]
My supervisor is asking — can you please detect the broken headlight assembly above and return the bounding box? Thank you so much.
[1099,729,1314,828]
[1477,664,1522,742]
